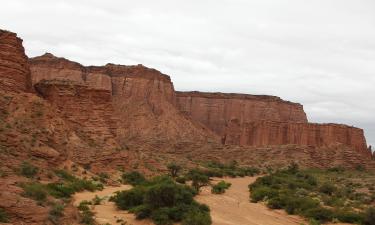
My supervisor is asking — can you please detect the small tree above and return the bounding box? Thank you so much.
[167,163,182,178]
[190,172,210,192]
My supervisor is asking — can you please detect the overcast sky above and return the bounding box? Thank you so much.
[1,0,374,148]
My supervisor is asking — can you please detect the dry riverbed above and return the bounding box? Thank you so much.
[74,177,351,225]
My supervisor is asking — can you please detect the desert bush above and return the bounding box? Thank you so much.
[175,176,186,184]
[78,200,91,211]
[111,187,145,210]
[49,203,64,224]
[187,169,210,192]
[122,171,146,185]
[46,170,102,199]
[167,163,182,178]
[211,181,231,194]
[319,183,337,196]
[363,207,375,225]
[303,207,333,223]
[0,208,8,223]
[333,209,363,224]
[112,175,211,225]
[181,209,212,225]
[80,209,95,225]
[20,161,39,178]
[22,182,47,202]
[92,195,103,205]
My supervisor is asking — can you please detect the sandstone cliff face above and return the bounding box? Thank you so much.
[0,29,31,92]
[34,79,118,147]
[30,56,219,151]
[223,121,369,156]
[176,91,308,136]
[176,92,369,156]
[30,53,112,91]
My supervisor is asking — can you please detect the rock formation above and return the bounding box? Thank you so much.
[176,92,369,157]
[0,29,31,92]
[34,79,118,147]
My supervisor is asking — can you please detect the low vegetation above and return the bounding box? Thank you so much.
[202,160,260,178]
[249,163,375,225]
[121,171,146,186]
[20,161,39,178]
[111,175,212,225]
[21,169,103,203]
[211,181,232,194]
[77,201,95,225]
[0,208,9,223]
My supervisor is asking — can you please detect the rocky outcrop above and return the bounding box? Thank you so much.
[0,29,31,92]
[30,53,112,91]
[34,79,118,147]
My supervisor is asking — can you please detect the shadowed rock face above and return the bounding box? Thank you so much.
[0,29,32,92]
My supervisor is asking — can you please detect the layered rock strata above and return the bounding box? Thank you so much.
[0,29,31,92]
[176,92,369,156]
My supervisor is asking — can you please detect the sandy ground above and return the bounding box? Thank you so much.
[74,177,351,225]
[196,177,307,225]
[73,185,154,225]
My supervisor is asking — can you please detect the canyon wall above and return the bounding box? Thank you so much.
[29,55,219,150]
[0,29,31,92]
[176,92,369,156]
[34,79,118,147]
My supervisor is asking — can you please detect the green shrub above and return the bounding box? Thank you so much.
[92,195,102,205]
[78,200,91,211]
[112,175,211,225]
[176,176,186,184]
[0,208,8,223]
[187,169,210,192]
[80,209,95,225]
[111,188,145,210]
[333,210,363,224]
[319,183,337,196]
[122,171,146,186]
[20,162,39,178]
[151,208,173,225]
[49,203,64,223]
[211,181,231,194]
[363,207,375,225]
[129,204,152,219]
[167,163,182,178]
[303,207,333,223]
[46,183,75,198]
[22,182,47,202]
[182,209,212,225]
[250,186,277,202]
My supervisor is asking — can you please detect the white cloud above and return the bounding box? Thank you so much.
[1,0,374,146]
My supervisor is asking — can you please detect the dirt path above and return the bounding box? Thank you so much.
[73,185,154,225]
[196,177,307,225]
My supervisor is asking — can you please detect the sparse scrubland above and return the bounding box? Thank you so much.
[18,164,104,224]
[249,163,375,225]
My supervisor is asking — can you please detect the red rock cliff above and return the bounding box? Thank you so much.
[34,79,118,147]
[0,29,31,92]
[176,91,308,134]
[176,91,369,156]
[224,120,369,156]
